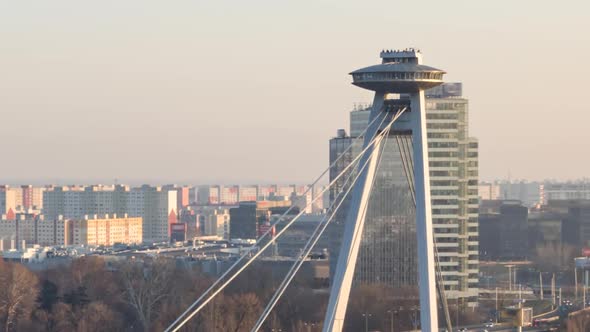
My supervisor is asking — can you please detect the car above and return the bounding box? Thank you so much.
[458,328,467,332]
[484,322,494,327]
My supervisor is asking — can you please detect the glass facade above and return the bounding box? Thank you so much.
[328,130,417,287]
[328,83,479,306]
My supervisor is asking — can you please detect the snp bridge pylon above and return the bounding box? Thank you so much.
[165,48,446,332]
[323,48,445,332]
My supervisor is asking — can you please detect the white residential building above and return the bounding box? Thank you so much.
[545,182,590,202]
[478,183,501,201]
[0,214,66,249]
[43,184,177,243]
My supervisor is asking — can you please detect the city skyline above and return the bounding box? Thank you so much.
[1,2,589,331]
[1,1,590,184]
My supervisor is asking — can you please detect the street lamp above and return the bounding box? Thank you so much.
[387,309,398,332]
[410,306,420,331]
[495,287,499,324]
[362,312,372,332]
[506,264,515,291]
[456,298,460,329]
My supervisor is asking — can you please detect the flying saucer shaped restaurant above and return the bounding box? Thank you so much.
[350,62,446,93]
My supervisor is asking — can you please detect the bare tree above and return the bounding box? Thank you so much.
[274,287,327,329]
[535,243,577,272]
[77,301,123,332]
[566,308,590,332]
[230,293,262,332]
[119,258,174,331]
[50,303,76,332]
[345,284,421,332]
[201,294,234,331]
[0,261,39,332]
[150,265,214,331]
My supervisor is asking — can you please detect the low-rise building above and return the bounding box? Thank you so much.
[65,214,142,246]
[229,200,292,240]
[195,184,325,212]
[2,245,52,263]
[545,182,590,202]
[528,213,563,250]
[191,207,231,239]
[479,200,528,260]
[562,202,590,248]
[202,210,230,239]
[273,214,330,257]
[498,181,543,207]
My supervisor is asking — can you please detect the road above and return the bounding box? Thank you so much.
[443,326,544,332]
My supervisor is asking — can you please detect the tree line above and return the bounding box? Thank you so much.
[0,256,482,331]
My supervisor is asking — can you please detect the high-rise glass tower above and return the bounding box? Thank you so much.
[328,82,479,307]
[329,121,417,288]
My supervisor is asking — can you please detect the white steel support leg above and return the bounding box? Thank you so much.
[323,93,386,332]
[411,91,439,331]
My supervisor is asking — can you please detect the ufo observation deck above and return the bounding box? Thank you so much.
[350,49,445,93]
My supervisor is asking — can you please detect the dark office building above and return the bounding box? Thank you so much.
[229,202,261,240]
[527,213,564,251]
[561,202,590,248]
[170,223,187,242]
[479,200,528,260]
[273,214,329,257]
[229,201,295,240]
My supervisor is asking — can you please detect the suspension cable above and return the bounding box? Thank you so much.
[323,108,403,328]
[404,136,416,195]
[250,124,386,332]
[339,109,400,284]
[396,135,416,204]
[165,110,397,332]
[164,109,387,332]
[168,120,393,332]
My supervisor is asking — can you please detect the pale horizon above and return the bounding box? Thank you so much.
[2,1,589,184]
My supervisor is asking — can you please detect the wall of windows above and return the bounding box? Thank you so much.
[328,85,479,306]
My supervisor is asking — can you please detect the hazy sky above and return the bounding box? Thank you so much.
[1,1,589,185]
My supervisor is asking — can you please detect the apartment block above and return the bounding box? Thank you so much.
[0,214,65,249]
[65,214,142,246]
[43,184,177,243]
[195,184,323,212]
